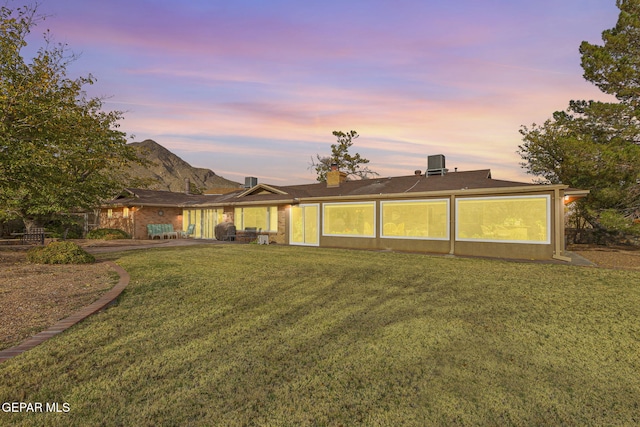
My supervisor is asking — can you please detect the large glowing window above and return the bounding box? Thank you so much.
[183,209,223,239]
[323,202,375,237]
[290,204,319,246]
[456,196,550,244]
[190,209,223,238]
[381,199,449,240]
[234,206,278,231]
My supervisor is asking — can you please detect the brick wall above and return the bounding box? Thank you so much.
[98,208,134,237]
[274,205,287,244]
[133,207,183,239]
[99,206,183,239]
[222,207,234,223]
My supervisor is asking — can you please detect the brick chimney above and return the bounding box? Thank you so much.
[185,178,191,195]
[326,163,347,188]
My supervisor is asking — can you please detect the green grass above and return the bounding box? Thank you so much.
[1,245,639,426]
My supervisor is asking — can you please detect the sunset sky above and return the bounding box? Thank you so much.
[31,0,619,185]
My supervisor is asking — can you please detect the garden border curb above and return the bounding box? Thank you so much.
[0,261,129,363]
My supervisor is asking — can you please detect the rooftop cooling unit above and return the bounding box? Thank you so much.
[244,176,258,188]
[427,154,448,176]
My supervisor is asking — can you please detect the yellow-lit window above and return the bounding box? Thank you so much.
[107,209,113,219]
[234,206,278,231]
[290,204,319,245]
[194,209,203,238]
[123,207,130,218]
[202,209,223,239]
[183,208,224,239]
[323,202,375,237]
[183,209,193,232]
[269,206,278,232]
[456,196,550,243]
[381,199,449,240]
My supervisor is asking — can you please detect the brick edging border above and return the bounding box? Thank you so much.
[0,261,130,363]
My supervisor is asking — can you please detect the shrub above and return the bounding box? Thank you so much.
[86,228,130,240]
[42,219,84,239]
[27,241,95,264]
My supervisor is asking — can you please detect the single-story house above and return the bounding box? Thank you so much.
[100,156,588,261]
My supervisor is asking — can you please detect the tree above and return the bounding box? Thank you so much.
[518,0,640,235]
[580,0,640,110]
[0,4,141,230]
[310,130,378,182]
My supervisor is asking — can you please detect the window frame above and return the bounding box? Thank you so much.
[380,198,450,240]
[322,201,376,238]
[234,206,278,232]
[289,203,320,246]
[455,195,551,244]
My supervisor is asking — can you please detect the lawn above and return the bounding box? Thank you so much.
[1,245,639,426]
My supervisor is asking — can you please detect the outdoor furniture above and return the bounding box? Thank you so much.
[242,227,258,242]
[162,224,178,239]
[223,225,236,241]
[147,224,163,239]
[180,224,196,238]
[243,227,259,242]
[147,224,178,239]
[215,222,236,241]
[20,228,46,245]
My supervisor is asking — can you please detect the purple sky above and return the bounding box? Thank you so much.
[30,0,619,185]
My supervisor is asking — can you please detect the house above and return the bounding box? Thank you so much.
[98,188,213,239]
[99,155,588,261]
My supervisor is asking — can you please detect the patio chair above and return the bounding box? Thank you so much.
[244,227,258,242]
[147,224,163,239]
[180,224,196,238]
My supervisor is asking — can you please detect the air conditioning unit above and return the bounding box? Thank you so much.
[427,154,448,176]
[244,176,258,188]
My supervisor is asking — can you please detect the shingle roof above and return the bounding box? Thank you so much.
[104,188,214,207]
[105,170,556,208]
[187,169,553,206]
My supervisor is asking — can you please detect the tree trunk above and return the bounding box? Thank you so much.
[22,218,42,233]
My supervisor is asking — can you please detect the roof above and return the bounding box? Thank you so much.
[191,169,561,206]
[104,188,213,207]
[104,169,574,208]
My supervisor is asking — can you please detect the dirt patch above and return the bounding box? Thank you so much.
[0,251,118,350]
[569,244,640,270]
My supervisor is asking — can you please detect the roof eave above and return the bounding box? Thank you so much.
[295,184,569,203]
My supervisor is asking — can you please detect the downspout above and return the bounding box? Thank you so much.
[552,188,571,262]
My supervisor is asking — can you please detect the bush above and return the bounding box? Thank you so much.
[86,228,130,240]
[43,219,84,239]
[27,241,95,264]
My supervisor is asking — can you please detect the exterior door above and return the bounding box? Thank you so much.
[290,204,319,246]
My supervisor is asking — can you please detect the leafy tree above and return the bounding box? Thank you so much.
[0,4,140,230]
[518,0,640,235]
[310,130,378,182]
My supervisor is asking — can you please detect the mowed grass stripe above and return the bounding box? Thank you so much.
[1,245,639,426]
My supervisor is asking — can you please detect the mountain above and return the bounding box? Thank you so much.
[123,139,242,193]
